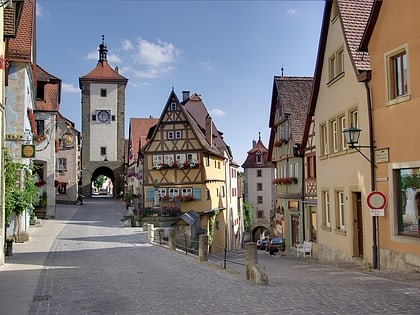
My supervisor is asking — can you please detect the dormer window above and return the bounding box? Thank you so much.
[256,153,262,165]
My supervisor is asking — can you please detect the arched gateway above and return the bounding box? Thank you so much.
[78,36,128,197]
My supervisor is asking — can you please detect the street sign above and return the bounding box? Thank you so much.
[367,191,387,216]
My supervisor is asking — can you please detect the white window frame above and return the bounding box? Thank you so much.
[170,102,177,111]
[169,188,179,198]
[176,154,186,164]
[294,163,299,178]
[153,155,163,168]
[340,116,346,150]
[163,154,174,165]
[337,191,345,230]
[182,187,192,197]
[57,158,67,171]
[175,130,182,139]
[321,124,328,156]
[385,45,409,104]
[187,153,198,163]
[323,191,331,227]
[167,131,174,140]
[332,120,338,153]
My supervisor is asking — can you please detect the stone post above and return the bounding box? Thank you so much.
[168,228,176,251]
[245,242,268,285]
[147,224,154,244]
[199,234,208,262]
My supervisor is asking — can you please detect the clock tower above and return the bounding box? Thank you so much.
[79,36,128,197]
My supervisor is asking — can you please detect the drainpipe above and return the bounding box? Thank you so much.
[362,70,378,270]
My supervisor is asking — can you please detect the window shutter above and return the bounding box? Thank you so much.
[193,188,201,201]
[146,188,155,202]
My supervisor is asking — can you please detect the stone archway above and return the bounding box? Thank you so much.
[251,225,270,242]
[90,166,115,197]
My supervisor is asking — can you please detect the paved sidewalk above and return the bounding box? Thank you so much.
[0,204,80,314]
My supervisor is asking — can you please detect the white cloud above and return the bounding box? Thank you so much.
[36,3,45,17]
[199,61,214,72]
[131,66,174,79]
[286,9,297,15]
[62,83,79,93]
[122,39,133,51]
[134,38,179,67]
[209,108,227,117]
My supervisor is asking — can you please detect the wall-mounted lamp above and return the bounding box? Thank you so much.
[104,156,109,163]
[343,126,375,164]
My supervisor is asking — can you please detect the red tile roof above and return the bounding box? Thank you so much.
[128,117,159,163]
[79,61,128,86]
[338,0,374,71]
[7,0,35,63]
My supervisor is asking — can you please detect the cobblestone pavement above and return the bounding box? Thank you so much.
[1,198,420,314]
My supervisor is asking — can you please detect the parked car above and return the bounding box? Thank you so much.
[257,238,269,250]
[267,237,285,255]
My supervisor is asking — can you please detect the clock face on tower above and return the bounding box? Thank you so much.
[96,110,111,124]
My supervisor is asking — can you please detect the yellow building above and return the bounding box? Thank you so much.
[360,0,420,271]
[308,0,375,267]
[142,90,235,252]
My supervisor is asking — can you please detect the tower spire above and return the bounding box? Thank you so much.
[98,35,108,62]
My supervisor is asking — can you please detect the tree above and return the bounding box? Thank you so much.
[243,202,252,232]
[93,175,107,190]
[4,149,39,241]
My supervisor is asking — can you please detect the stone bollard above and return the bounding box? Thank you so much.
[245,242,268,285]
[147,224,154,244]
[199,234,208,262]
[168,228,176,251]
[143,223,149,232]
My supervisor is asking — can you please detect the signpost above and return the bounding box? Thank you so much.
[367,191,387,216]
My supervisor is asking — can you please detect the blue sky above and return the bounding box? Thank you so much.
[36,0,324,168]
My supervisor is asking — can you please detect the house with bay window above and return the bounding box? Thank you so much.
[141,90,237,252]
[268,76,313,249]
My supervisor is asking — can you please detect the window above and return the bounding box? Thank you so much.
[182,187,192,197]
[175,131,182,139]
[57,182,67,194]
[257,183,262,191]
[289,164,293,177]
[396,167,420,238]
[331,120,338,153]
[92,115,96,121]
[176,154,186,164]
[321,124,328,156]
[164,154,174,166]
[322,191,331,228]
[168,188,179,198]
[187,153,198,163]
[157,188,166,198]
[36,82,45,100]
[57,158,67,171]
[205,154,210,166]
[336,191,345,230]
[257,210,264,219]
[100,89,107,97]
[340,116,346,150]
[256,153,262,165]
[328,46,345,82]
[170,102,177,111]
[257,170,262,177]
[168,131,174,140]
[386,46,408,103]
[153,155,163,168]
[36,120,45,136]
[257,196,263,204]
[100,147,107,156]
[294,163,299,179]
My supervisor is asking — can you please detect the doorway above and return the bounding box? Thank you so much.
[352,192,364,257]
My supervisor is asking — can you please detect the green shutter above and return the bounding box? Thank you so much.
[146,188,155,202]
[193,188,201,200]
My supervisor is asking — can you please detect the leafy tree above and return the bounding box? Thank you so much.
[4,149,39,240]
[93,175,107,190]
[243,202,252,232]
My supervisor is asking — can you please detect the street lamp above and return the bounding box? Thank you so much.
[342,126,378,270]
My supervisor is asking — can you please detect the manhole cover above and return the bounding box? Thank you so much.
[33,295,51,301]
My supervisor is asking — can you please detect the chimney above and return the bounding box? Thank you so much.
[252,140,256,147]
[182,91,190,102]
[205,114,213,146]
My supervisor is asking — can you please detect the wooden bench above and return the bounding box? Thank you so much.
[296,241,312,258]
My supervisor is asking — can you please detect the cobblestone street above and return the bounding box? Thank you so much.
[1,198,419,315]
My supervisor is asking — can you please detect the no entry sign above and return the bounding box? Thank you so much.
[367,191,387,216]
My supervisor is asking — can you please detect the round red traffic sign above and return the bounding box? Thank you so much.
[367,191,387,209]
